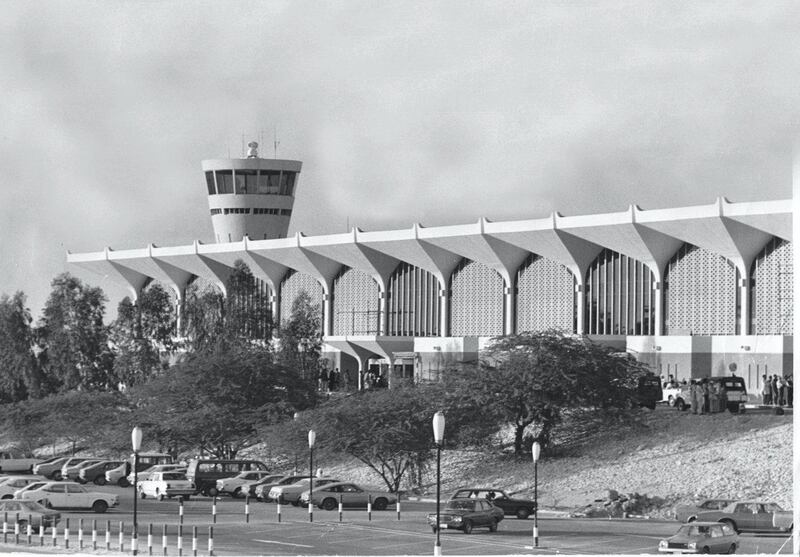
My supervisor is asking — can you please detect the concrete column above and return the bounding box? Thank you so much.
[379,290,389,336]
[653,280,664,336]
[503,284,516,336]
[270,285,280,329]
[323,293,333,337]
[174,287,186,338]
[438,288,450,337]
[575,282,586,335]
[739,277,751,336]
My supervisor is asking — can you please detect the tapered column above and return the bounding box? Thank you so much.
[438,288,450,337]
[504,284,516,335]
[575,282,586,334]
[739,277,751,335]
[323,293,333,337]
[653,281,664,336]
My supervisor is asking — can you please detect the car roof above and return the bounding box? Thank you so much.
[681,521,732,526]
[454,487,508,492]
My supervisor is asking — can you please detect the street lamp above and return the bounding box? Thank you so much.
[131,426,143,556]
[532,440,541,549]
[308,429,316,523]
[432,411,445,557]
[293,412,300,474]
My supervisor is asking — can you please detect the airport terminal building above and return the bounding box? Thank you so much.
[67,146,793,393]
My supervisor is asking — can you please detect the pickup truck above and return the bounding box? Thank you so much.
[0,452,41,474]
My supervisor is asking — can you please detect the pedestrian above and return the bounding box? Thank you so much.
[786,375,793,408]
[709,381,720,413]
[719,382,728,413]
[690,380,699,414]
[318,368,328,392]
[761,374,771,406]
[700,379,710,415]
[771,375,780,406]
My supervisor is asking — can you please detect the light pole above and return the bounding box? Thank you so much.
[293,412,300,474]
[308,430,316,523]
[432,411,445,557]
[131,426,142,556]
[532,440,541,549]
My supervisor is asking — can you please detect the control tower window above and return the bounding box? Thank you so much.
[257,171,280,194]
[279,172,296,195]
[234,171,246,194]
[240,170,258,193]
[205,172,216,195]
[216,170,233,194]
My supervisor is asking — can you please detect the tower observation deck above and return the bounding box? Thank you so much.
[203,141,302,243]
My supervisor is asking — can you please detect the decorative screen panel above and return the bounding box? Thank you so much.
[753,238,793,335]
[280,270,323,325]
[332,267,380,335]
[664,244,737,335]
[450,259,504,336]
[387,263,439,337]
[516,254,575,333]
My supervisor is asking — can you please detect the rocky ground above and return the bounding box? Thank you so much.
[319,405,793,519]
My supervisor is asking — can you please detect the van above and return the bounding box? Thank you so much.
[186,459,268,496]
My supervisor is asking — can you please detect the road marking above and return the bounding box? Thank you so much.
[253,539,314,548]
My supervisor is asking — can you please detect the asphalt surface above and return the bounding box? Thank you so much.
[0,486,793,555]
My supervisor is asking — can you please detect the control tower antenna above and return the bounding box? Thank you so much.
[273,126,280,159]
[241,134,245,157]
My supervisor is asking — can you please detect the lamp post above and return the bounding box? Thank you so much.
[432,411,445,557]
[532,440,541,549]
[131,426,142,556]
[308,430,316,523]
[293,412,300,474]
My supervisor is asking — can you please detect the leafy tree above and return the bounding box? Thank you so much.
[110,283,175,387]
[36,273,114,392]
[452,331,648,455]
[130,346,316,458]
[0,292,42,401]
[274,290,323,381]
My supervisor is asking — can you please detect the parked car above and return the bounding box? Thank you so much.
[111,453,174,488]
[302,482,397,511]
[239,474,286,499]
[78,460,124,486]
[658,521,739,554]
[427,497,504,534]
[17,481,118,513]
[138,471,195,501]
[694,500,793,533]
[216,471,275,498]
[0,451,41,474]
[64,459,105,482]
[105,462,132,487]
[450,487,537,519]
[0,500,61,531]
[54,458,92,482]
[186,459,268,497]
[0,476,47,500]
[252,475,307,501]
[32,457,69,480]
[13,482,48,499]
[127,464,186,488]
[268,478,341,506]
[673,498,736,523]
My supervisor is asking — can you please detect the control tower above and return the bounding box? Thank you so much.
[203,142,302,243]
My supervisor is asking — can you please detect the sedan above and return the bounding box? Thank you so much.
[240,474,286,499]
[658,522,739,554]
[0,476,46,500]
[427,498,504,534]
[0,500,61,531]
[673,498,736,523]
[302,482,397,511]
[695,500,789,532]
[450,487,537,519]
[268,478,341,505]
[18,481,118,513]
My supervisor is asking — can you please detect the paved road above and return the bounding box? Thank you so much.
[0,487,792,554]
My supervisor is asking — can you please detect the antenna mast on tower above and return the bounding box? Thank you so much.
[273,126,280,159]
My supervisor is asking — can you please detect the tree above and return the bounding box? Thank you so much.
[0,292,42,401]
[36,273,114,392]
[130,346,316,458]
[450,331,648,455]
[110,283,175,387]
[274,290,323,380]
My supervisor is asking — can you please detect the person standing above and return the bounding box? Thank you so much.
[771,375,780,406]
[761,375,771,406]
[690,380,699,414]
[700,379,710,415]
[786,375,793,408]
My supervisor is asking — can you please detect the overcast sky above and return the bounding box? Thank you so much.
[1,1,799,320]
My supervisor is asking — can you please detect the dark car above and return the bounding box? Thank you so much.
[450,488,536,519]
[427,497,504,534]
[695,500,792,533]
[658,521,738,554]
[673,498,736,523]
[0,499,61,531]
[78,460,124,486]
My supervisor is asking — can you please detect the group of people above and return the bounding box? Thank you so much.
[687,378,728,414]
[318,367,347,392]
[761,374,793,407]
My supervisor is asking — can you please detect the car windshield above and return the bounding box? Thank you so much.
[447,500,475,511]
[764,502,783,512]
[162,473,186,480]
[677,525,712,537]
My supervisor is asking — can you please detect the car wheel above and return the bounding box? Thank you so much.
[321,498,337,511]
[17,519,27,531]
[232,488,243,499]
[720,519,738,534]
[668,395,675,406]
[52,471,62,481]
[675,398,686,411]
[489,519,498,532]
[727,543,737,554]
[373,498,388,511]
[118,478,130,488]
[687,516,697,522]
[515,507,530,520]
[94,477,106,486]
[158,493,165,501]
[44,500,53,509]
[92,500,109,513]
[462,520,472,534]
[207,487,218,497]
[140,491,146,499]
[701,546,711,554]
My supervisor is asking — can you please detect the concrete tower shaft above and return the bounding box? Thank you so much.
[202,152,302,243]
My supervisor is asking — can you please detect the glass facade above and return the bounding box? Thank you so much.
[216,170,233,194]
[205,172,216,195]
[207,169,296,196]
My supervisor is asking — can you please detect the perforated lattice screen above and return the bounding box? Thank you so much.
[516,254,575,333]
[753,238,793,335]
[387,263,439,337]
[332,267,380,335]
[665,244,737,335]
[280,270,323,325]
[450,259,504,336]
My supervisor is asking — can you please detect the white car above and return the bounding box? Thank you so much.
[268,478,341,505]
[138,471,195,501]
[0,476,46,499]
[216,471,274,498]
[127,464,186,487]
[18,481,119,513]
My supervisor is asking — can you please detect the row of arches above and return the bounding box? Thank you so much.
[279,237,792,337]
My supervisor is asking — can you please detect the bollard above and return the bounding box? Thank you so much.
[2,511,6,543]
[14,512,19,544]
[119,520,125,552]
[27,513,32,545]
[308,493,313,523]
[148,523,153,555]
[212,497,217,524]
[92,519,97,550]
[245,496,250,523]
[397,498,401,521]
[191,526,197,557]
[367,495,372,521]
[276,495,282,523]
[78,517,83,549]
[179,497,184,525]
[39,523,44,546]
[177,524,183,556]
[52,522,57,547]
[64,517,69,549]
[208,526,214,557]
[106,520,111,550]
[338,494,343,522]
[162,524,167,556]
